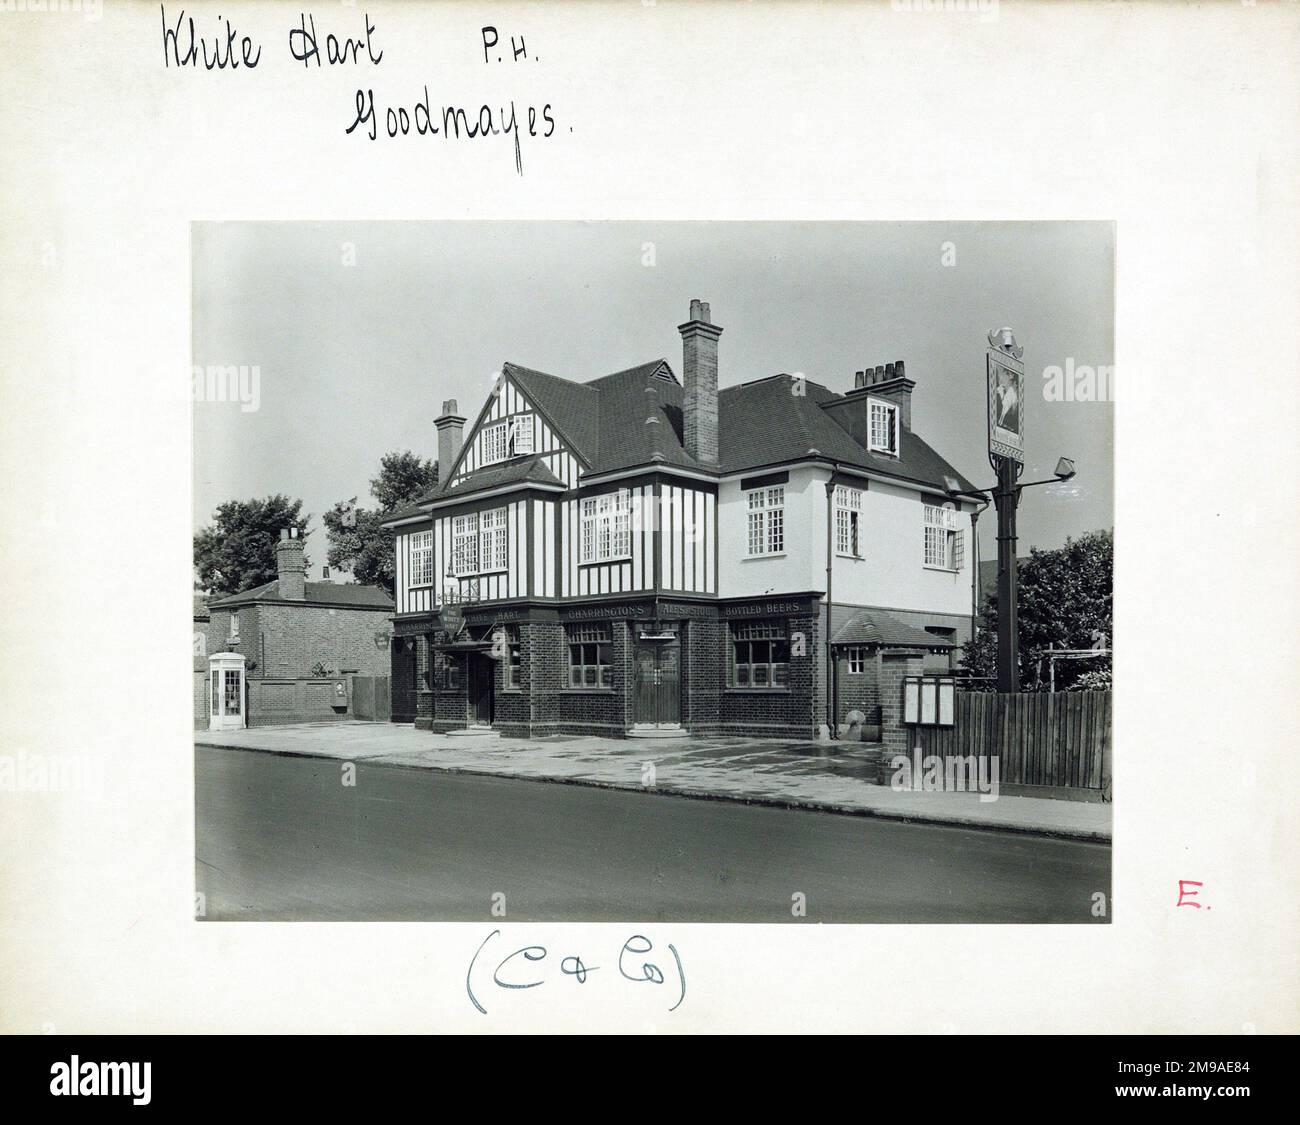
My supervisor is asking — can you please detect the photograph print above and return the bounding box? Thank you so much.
[192,221,1114,924]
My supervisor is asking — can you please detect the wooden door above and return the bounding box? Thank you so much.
[655,640,680,724]
[633,639,681,726]
[471,655,494,725]
[634,644,657,724]
[390,638,417,724]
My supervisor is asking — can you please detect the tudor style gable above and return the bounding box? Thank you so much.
[447,367,588,492]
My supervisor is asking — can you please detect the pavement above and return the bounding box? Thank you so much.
[196,747,1112,922]
[194,722,1112,842]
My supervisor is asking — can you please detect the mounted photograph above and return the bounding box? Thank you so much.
[192,221,1114,923]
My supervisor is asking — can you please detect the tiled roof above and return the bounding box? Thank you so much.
[591,362,700,474]
[506,363,604,461]
[208,581,393,610]
[719,374,976,492]
[193,595,210,621]
[832,609,956,649]
[411,356,975,504]
[435,455,565,502]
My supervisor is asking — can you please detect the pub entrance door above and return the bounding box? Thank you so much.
[632,624,681,731]
[390,637,417,724]
[469,652,494,727]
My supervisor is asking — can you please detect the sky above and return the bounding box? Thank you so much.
[192,221,1113,575]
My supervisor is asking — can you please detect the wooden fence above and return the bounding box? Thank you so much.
[906,691,1112,801]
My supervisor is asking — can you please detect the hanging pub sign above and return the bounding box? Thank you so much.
[439,601,464,639]
[986,327,1025,463]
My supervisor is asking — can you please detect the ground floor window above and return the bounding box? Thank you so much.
[731,619,790,688]
[567,623,612,688]
[846,646,867,674]
[432,644,461,691]
[491,625,522,689]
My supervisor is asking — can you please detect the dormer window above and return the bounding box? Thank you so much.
[869,399,899,455]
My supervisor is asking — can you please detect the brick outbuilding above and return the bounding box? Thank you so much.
[206,530,393,681]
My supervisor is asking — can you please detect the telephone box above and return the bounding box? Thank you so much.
[208,652,247,731]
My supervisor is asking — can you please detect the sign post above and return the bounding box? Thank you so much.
[987,328,1026,693]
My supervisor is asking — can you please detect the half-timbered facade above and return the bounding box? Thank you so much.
[385,299,979,739]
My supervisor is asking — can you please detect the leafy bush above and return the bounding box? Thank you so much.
[959,529,1112,692]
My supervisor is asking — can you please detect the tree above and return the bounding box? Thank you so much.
[959,529,1112,692]
[323,451,438,595]
[194,495,310,596]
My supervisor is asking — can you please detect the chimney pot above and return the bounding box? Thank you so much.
[864,358,914,433]
[279,529,289,542]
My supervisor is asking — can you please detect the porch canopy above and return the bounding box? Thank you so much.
[831,609,956,651]
[438,638,494,653]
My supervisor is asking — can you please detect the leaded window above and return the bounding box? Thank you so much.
[731,620,790,688]
[745,486,785,556]
[567,623,613,688]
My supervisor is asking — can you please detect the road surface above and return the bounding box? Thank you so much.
[195,746,1110,923]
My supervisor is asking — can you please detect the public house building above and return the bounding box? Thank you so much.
[383,300,978,740]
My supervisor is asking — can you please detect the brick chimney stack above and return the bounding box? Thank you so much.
[678,299,723,465]
[275,527,306,600]
[852,358,914,431]
[435,398,466,484]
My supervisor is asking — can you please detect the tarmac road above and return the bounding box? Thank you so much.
[195,746,1111,923]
